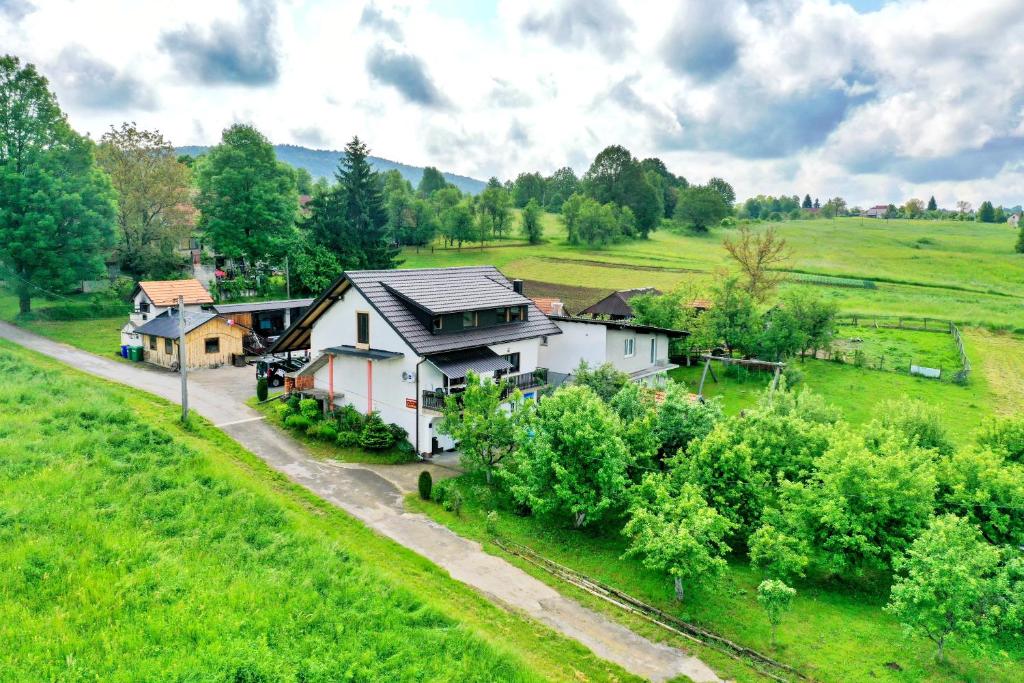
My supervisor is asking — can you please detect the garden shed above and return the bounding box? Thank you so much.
[135,309,246,370]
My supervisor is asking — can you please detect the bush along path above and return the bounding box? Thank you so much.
[0,321,720,683]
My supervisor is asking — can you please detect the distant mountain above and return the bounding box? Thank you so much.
[175,144,487,195]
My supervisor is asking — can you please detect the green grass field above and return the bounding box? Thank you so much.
[408,478,1024,683]
[0,341,636,682]
[403,215,1024,329]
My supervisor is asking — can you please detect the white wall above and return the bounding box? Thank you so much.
[605,328,669,374]
[538,320,607,375]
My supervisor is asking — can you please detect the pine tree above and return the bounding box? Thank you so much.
[337,137,400,269]
[1016,224,1024,254]
[927,195,937,211]
[802,194,812,209]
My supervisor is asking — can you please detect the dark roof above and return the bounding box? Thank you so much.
[384,276,528,314]
[427,347,513,378]
[580,287,661,318]
[214,298,314,314]
[325,345,404,361]
[269,266,562,356]
[135,309,218,339]
[549,315,689,338]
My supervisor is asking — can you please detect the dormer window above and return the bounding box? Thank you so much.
[433,317,443,331]
[496,306,525,323]
[462,311,479,328]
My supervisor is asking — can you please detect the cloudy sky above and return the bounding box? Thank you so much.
[2,0,1023,207]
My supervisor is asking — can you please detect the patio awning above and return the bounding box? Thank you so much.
[427,347,512,378]
[324,345,404,361]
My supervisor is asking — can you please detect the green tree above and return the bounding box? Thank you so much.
[575,197,621,246]
[438,371,521,484]
[478,180,512,239]
[780,289,837,359]
[512,172,545,208]
[545,166,580,212]
[722,225,792,301]
[936,447,1024,546]
[335,136,399,269]
[977,200,995,223]
[628,285,701,357]
[675,185,730,232]
[195,124,297,264]
[572,360,629,402]
[417,166,447,196]
[288,237,341,295]
[757,579,796,646]
[886,515,1009,662]
[0,56,116,313]
[902,198,924,218]
[96,123,193,279]
[802,194,812,209]
[864,399,955,456]
[583,145,660,236]
[609,381,660,471]
[503,385,633,528]
[706,177,735,206]
[294,166,314,195]
[520,198,543,244]
[440,203,475,248]
[1017,223,1024,254]
[976,415,1024,462]
[560,192,586,244]
[622,473,732,601]
[692,276,760,356]
[927,195,937,211]
[655,381,723,459]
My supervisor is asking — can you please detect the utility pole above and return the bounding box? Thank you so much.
[285,255,290,299]
[178,295,189,422]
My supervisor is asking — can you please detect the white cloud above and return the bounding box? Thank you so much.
[1,0,1023,207]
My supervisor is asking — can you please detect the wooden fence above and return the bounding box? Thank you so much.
[834,313,971,383]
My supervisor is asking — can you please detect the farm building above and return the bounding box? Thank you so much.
[135,309,246,370]
[122,278,213,346]
[213,298,314,338]
[862,205,888,218]
[579,287,661,320]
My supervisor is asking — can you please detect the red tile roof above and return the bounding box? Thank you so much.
[137,279,213,307]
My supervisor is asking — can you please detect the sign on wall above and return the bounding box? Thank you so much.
[405,398,417,409]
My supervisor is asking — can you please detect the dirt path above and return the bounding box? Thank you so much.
[0,321,720,683]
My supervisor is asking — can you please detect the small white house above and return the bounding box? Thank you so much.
[121,279,214,346]
[540,315,685,387]
[1009,213,1021,228]
[269,266,561,456]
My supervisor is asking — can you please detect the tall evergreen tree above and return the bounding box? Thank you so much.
[802,194,812,209]
[927,195,937,211]
[0,55,116,313]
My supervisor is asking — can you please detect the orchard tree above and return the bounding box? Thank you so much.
[195,124,297,263]
[655,381,724,459]
[572,360,629,402]
[692,276,760,356]
[675,185,730,232]
[438,371,521,484]
[520,198,543,244]
[757,580,796,646]
[977,415,1024,462]
[886,515,1010,662]
[503,385,634,528]
[609,381,660,472]
[96,123,193,279]
[629,285,701,357]
[863,399,955,456]
[0,55,116,313]
[936,447,1024,546]
[623,474,732,601]
[722,225,792,301]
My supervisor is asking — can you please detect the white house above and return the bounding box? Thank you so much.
[269,266,561,457]
[862,205,888,218]
[121,279,214,347]
[539,315,685,387]
[1009,213,1021,228]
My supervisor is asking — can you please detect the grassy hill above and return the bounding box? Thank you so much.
[0,341,634,682]
[176,144,487,195]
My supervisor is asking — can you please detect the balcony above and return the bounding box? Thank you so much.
[421,368,548,413]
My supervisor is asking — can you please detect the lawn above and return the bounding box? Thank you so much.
[830,324,963,377]
[401,215,1024,329]
[669,355,991,444]
[408,476,1024,683]
[0,340,636,682]
[0,289,126,359]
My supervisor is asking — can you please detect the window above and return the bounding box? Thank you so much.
[164,338,174,355]
[497,306,525,323]
[502,352,521,373]
[356,312,370,346]
[139,301,150,313]
[462,311,478,328]
[149,336,156,350]
[624,337,635,358]
[650,337,657,364]
[433,317,443,332]
[205,337,220,354]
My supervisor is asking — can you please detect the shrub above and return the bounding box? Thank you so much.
[307,422,338,442]
[285,394,301,413]
[275,401,293,419]
[417,471,433,500]
[976,416,1024,463]
[336,430,360,447]
[299,399,321,421]
[284,414,311,431]
[443,488,464,516]
[256,378,268,402]
[432,478,453,505]
[388,423,409,448]
[485,510,499,535]
[359,413,395,451]
[757,580,796,646]
[782,365,804,388]
[334,404,365,433]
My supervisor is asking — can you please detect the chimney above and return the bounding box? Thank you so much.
[512,279,524,294]
[551,301,565,316]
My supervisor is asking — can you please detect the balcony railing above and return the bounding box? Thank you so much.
[421,368,548,412]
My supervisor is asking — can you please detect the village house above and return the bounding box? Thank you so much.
[269,266,561,456]
[862,205,889,218]
[579,287,661,320]
[540,315,685,387]
[134,309,246,370]
[122,278,214,347]
[1008,212,1021,228]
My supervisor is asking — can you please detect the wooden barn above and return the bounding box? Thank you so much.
[135,309,246,370]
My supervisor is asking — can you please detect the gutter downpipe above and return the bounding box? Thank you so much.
[415,357,426,460]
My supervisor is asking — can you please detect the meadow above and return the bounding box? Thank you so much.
[0,341,635,682]
[402,215,1024,330]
